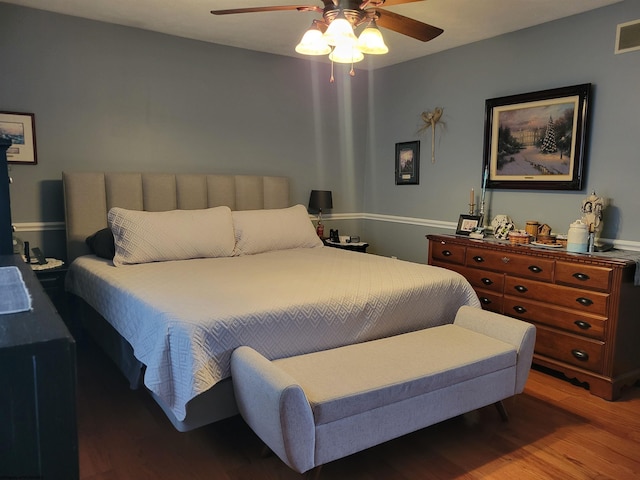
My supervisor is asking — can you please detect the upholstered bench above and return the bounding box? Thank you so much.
[231,306,536,477]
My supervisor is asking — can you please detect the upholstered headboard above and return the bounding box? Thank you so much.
[62,172,290,262]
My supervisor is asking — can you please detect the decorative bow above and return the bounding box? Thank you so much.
[418,107,444,163]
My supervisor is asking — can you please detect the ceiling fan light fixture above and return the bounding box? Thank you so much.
[323,11,357,47]
[356,21,389,55]
[295,23,331,55]
[329,44,364,64]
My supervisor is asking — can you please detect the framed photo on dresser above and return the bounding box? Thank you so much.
[456,214,482,235]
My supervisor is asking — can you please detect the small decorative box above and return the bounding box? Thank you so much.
[508,231,530,245]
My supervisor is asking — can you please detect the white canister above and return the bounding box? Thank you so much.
[567,220,588,253]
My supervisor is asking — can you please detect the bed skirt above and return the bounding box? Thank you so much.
[70,295,239,431]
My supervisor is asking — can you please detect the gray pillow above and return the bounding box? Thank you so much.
[85,228,115,260]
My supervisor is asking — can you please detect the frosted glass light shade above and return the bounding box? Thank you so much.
[295,28,331,55]
[323,15,357,47]
[329,44,364,63]
[357,25,389,54]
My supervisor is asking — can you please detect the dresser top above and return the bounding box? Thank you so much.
[0,255,73,350]
[427,234,639,269]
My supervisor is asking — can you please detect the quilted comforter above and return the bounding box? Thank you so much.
[66,247,480,421]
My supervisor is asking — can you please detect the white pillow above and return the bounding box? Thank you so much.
[232,204,323,255]
[108,206,235,266]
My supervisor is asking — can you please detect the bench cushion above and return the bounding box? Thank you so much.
[273,324,516,426]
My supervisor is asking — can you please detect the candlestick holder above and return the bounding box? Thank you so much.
[468,202,475,215]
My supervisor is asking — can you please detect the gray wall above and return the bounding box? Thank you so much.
[364,0,640,262]
[0,3,369,259]
[1,1,639,263]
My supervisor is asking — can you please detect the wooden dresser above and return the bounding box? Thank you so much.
[427,234,640,400]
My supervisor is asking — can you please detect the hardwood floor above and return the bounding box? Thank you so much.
[76,339,640,479]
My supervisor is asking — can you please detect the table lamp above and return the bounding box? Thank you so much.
[308,190,333,237]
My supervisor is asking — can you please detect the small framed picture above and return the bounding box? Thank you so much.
[456,214,482,235]
[395,141,420,185]
[0,111,37,165]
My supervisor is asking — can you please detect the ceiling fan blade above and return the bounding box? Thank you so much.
[211,5,318,15]
[371,0,425,6]
[374,9,443,42]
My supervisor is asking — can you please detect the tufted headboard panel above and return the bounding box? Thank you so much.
[62,172,290,262]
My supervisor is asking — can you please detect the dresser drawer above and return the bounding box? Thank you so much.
[475,288,503,313]
[430,241,466,265]
[534,324,604,373]
[434,262,504,293]
[503,297,606,340]
[467,247,554,282]
[555,261,612,292]
[505,277,609,316]
[465,269,504,293]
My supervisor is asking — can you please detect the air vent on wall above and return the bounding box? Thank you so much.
[615,19,640,54]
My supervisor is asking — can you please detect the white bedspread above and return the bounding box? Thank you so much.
[66,247,479,421]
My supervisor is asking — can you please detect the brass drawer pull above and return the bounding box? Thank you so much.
[481,277,493,286]
[480,297,492,305]
[442,250,452,257]
[572,272,590,281]
[528,265,543,273]
[571,349,589,361]
[501,257,510,264]
[574,320,592,330]
[514,285,528,293]
[576,297,594,307]
[512,305,527,314]
[473,255,484,263]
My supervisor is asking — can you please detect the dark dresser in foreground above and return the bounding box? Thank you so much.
[0,255,79,479]
[427,234,640,401]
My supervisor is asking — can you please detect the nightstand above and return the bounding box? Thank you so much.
[33,264,68,319]
[323,239,369,253]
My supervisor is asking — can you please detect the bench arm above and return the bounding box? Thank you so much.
[454,306,536,394]
[231,346,316,473]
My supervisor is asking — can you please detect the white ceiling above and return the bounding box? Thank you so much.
[7,0,622,69]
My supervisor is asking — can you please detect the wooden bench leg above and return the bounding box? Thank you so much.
[260,443,273,458]
[494,400,509,422]
[305,465,322,480]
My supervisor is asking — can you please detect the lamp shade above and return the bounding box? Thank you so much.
[357,22,389,54]
[323,13,357,47]
[295,23,331,55]
[329,44,364,63]
[308,190,333,212]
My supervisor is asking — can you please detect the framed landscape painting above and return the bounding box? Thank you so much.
[395,141,420,185]
[0,111,37,165]
[482,84,591,190]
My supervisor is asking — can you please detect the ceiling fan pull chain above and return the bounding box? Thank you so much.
[350,60,355,77]
[330,60,335,83]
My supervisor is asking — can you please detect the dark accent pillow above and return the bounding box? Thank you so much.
[85,228,115,260]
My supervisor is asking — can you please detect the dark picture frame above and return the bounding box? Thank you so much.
[456,214,482,235]
[395,141,420,185]
[482,84,591,190]
[0,111,37,165]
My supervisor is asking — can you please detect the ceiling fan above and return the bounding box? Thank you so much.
[211,0,443,44]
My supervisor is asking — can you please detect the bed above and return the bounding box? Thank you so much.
[63,172,480,431]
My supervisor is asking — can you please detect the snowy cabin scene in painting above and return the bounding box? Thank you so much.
[495,101,577,176]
